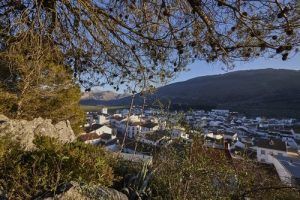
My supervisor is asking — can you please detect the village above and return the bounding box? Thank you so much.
[79,107,300,187]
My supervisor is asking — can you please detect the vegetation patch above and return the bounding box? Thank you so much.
[0,136,115,199]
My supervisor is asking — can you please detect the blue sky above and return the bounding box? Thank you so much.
[93,54,300,92]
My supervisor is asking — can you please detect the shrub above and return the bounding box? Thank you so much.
[150,137,300,199]
[0,136,115,199]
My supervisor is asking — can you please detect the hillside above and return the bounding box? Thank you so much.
[81,69,300,118]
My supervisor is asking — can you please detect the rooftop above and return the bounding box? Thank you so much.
[99,133,113,141]
[85,124,104,133]
[111,116,125,121]
[141,122,158,128]
[255,138,286,152]
[78,133,100,142]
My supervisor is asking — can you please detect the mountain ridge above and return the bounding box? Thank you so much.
[80,68,300,118]
[81,90,129,101]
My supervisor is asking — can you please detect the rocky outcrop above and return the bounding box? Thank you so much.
[0,114,76,150]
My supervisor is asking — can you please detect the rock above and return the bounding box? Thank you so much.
[54,121,75,143]
[43,182,128,200]
[0,114,9,123]
[0,115,76,150]
[93,187,128,200]
[43,183,88,200]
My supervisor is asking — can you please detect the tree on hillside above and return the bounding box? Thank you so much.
[0,35,85,134]
[0,0,299,92]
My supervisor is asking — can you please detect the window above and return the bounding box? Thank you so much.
[261,150,266,155]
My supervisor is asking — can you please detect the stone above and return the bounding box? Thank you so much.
[42,182,128,200]
[0,114,76,150]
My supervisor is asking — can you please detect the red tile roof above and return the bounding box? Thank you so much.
[78,133,101,142]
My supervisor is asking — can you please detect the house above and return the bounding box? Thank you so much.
[205,132,223,140]
[137,130,170,146]
[271,155,300,186]
[86,124,113,135]
[93,125,113,135]
[253,138,288,164]
[100,107,108,114]
[110,115,125,131]
[98,133,117,145]
[223,131,238,141]
[85,124,103,133]
[204,132,224,149]
[78,133,102,145]
[209,121,222,127]
[140,121,159,132]
[211,109,230,116]
[126,114,141,123]
[127,122,142,138]
[97,114,109,125]
[78,132,116,145]
[171,127,189,139]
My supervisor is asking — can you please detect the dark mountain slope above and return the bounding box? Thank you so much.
[81,69,300,118]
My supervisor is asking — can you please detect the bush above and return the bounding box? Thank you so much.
[0,136,115,199]
[150,137,300,199]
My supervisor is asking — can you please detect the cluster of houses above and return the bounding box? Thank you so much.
[79,107,190,164]
[79,107,300,187]
[188,109,300,186]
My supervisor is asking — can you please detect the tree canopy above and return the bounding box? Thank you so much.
[1,0,299,92]
[0,35,85,133]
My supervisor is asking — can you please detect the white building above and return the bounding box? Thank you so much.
[93,125,113,135]
[171,127,189,140]
[110,115,125,131]
[101,107,108,114]
[78,133,102,145]
[97,114,109,125]
[211,109,230,116]
[223,131,238,141]
[140,122,159,132]
[205,132,223,140]
[127,122,141,138]
[78,132,116,145]
[209,121,222,127]
[271,155,300,186]
[253,138,288,164]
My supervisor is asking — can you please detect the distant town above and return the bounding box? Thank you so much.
[80,107,300,187]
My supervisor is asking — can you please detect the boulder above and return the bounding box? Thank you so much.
[43,182,128,200]
[0,115,76,150]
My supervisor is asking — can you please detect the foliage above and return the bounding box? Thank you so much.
[0,35,85,134]
[150,137,300,200]
[113,159,155,200]
[123,162,153,200]
[0,0,299,92]
[0,136,115,199]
